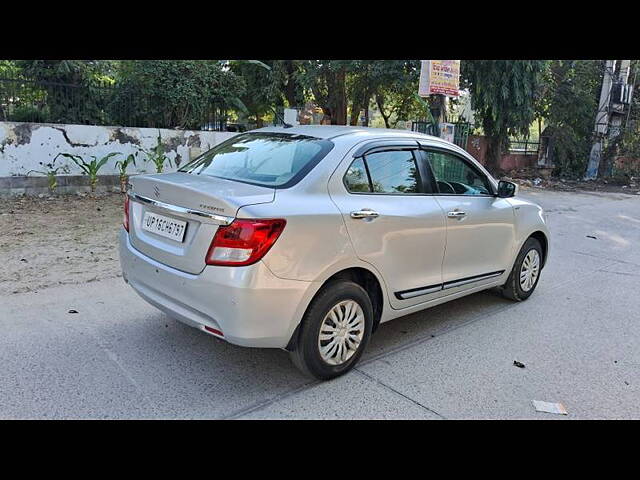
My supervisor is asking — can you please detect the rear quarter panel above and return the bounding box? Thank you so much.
[236,135,371,283]
[238,188,366,283]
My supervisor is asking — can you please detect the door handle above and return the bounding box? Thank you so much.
[350,209,380,219]
[447,210,467,219]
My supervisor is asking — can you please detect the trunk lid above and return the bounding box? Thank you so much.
[127,172,275,274]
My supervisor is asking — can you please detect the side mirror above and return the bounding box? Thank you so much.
[497,180,518,198]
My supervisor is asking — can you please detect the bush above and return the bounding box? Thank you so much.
[8,104,50,123]
[112,61,245,129]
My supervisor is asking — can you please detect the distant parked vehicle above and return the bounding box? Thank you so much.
[119,126,550,380]
[224,123,247,133]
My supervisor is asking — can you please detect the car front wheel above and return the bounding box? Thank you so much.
[501,237,543,301]
[289,280,373,380]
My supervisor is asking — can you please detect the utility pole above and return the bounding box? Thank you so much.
[608,60,631,140]
[600,60,634,177]
[431,94,448,124]
[585,60,617,180]
[418,60,459,136]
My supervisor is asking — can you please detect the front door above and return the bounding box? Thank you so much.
[329,147,447,309]
[423,148,516,292]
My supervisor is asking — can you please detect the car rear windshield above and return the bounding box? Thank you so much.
[178,132,334,188]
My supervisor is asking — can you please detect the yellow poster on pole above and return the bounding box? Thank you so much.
[418,60,460,97]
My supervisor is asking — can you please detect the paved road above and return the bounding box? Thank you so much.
[2,189,639,419]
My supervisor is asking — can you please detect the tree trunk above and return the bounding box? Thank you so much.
[330,67,347,125]
[349,97,361,126]
[316,105,331,125]
[350,92,371,126]
[485,136,503,175]
[283,61,298,107]
[376,95,391,129]
[430,94,447,124]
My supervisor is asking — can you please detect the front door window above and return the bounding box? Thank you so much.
[426,150,492,195]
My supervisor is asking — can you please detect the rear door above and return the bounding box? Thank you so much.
[128,172,274,274]
[421,147,516,291]
[328,143,447,309]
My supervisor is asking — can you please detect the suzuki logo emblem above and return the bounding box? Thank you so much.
[154,185,160,198]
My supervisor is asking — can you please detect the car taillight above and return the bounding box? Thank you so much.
[123,195,130,232]
[205,218,286,267]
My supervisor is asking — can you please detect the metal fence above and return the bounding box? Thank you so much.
[0,77,229,131]
[411,120,471,150]
[508,139,540,155]
[411,120,438,136]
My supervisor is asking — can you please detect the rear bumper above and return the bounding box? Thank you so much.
[119,229,317,348]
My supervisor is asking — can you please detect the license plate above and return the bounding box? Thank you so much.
[142,211,187,242]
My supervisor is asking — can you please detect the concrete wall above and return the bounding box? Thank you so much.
[0,122,237,195]
[614,156,640,176]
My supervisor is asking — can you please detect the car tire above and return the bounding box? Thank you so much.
[501,237,543,301]
[289,280,373,380]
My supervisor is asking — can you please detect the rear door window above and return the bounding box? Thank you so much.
[343,149,423,194]
[366,150,420,194]
[343,158,371,192]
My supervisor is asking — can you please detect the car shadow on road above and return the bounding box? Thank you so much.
[115,287,514,417]
[362,289,513,362]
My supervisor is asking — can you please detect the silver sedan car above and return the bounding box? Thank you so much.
[119,126,549,380]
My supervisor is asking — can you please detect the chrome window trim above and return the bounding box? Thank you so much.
[128,193,235,225]
[352,139,420,158]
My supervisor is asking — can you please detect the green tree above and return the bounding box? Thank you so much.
[0,61,21,120]
[271,60,306,108]
[346,60,378,125]
[114,60,245,129]
[17,60,93,84]
[462,60,547,174]
[369,60,423,128]
[297,60,355,125]
[13,60,118,124]
[537,60,602,177]
[0,60,19,77]
[229,60,276,127]
[294,60,425,128]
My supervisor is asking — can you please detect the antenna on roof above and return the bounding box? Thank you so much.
[272,107,293,128]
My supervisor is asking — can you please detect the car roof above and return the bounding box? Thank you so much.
[252,125,443,142]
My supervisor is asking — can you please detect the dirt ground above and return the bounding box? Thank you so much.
[0,193,124,295]
[504,168,640,195]
[1,179,638,296]
[513,177,640,194]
